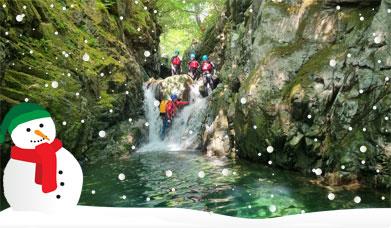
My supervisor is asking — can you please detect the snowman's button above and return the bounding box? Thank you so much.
[56,195,61,199]
[60,182,65,186]
[59,170,63,175]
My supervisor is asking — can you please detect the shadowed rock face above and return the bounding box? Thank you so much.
[199,0,390,188]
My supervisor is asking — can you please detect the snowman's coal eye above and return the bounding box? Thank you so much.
[26,128,31,132]
[39,124,44,128]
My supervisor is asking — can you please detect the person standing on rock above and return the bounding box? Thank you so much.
[188,53,200,80]
[171,49,182,76]
[201,55,216,95]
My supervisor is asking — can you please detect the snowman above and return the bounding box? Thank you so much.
[0,103,83,211]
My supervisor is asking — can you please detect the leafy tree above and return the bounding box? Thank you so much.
[153,0,225,58]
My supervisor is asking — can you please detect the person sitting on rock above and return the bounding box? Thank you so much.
[171,49,182,76]
[188,53,200,80]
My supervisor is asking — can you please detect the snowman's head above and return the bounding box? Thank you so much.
[11,117,56,149]
[0,103,55,149]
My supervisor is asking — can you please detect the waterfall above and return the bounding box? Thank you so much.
[139,81,208,152]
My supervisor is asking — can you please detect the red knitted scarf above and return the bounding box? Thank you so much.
[11,139,62,193]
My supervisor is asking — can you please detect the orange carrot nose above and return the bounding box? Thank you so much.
[34,130,50,141]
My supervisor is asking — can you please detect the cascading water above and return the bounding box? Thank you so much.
[139,81,208,152]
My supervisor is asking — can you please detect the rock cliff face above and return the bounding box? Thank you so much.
[0,0,160,158]
[200,0,390,188]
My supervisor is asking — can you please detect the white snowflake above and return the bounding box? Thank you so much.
[336,5,340,10]
[267,146,274,153]
[144,51,151,57]
[24,98,29,102]
[165,170,173,177]
[221,169,229,176]
[360,145,367,153]
[314,168,322,176]
[16,14,25,22]
[118,173,126,181]
[240,97,247,104]
[341,165,346,170]
[51,81,59,88]
[91,190,96,195]
[62,121,67,126]
[119,16,124,21]
[269,205,277,213]
[99,130,106,138]
[329,59,337,67]
[198,171,205,178]
[328,193,335,200]
[82,53,90,62]
[268,160,273,165]
[153,100,160,107]
[359,16,364,21]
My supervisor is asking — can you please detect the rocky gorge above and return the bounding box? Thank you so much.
[0,0,390,211]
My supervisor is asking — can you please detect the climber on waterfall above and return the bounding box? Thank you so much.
[171,49,182,76]
[159,97,170,140]
[188,53,200,80]
[167,94,190,122]
[201,55,216,95]
[159,94,190,139]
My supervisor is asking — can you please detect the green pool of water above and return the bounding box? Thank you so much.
[79,150,389,218]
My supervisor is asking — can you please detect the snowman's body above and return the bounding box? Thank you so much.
[2,116,83,211]
[4,147,83,211]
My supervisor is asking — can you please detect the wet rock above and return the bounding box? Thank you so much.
[202,109,231,157]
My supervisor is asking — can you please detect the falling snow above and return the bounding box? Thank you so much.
[51,81,59,88]
[99,130,106,138]
[118,173,126,181]
[165,170,173,177]
[82,53,90,62]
